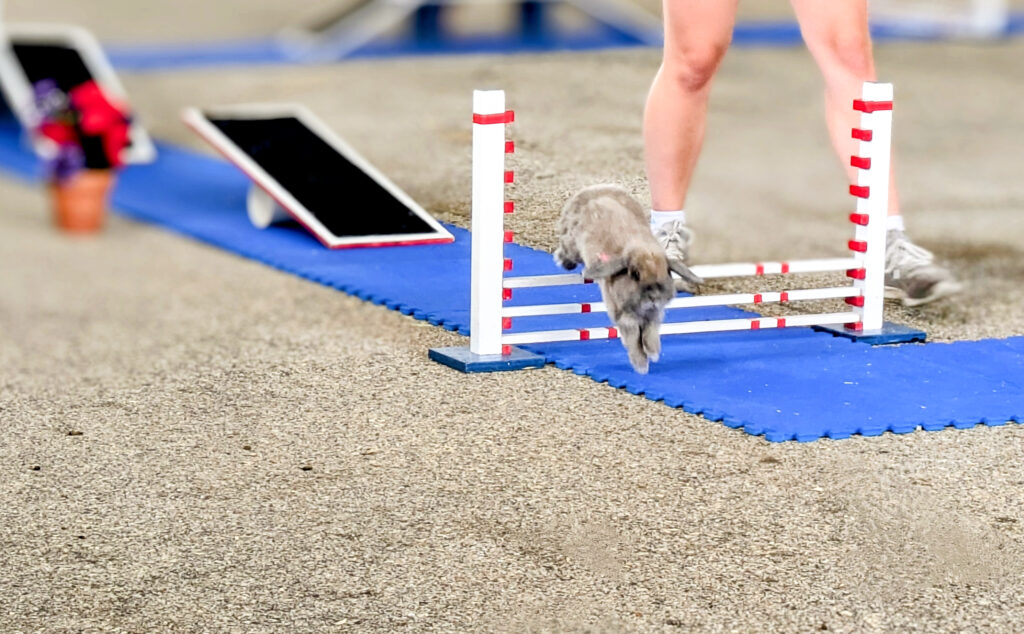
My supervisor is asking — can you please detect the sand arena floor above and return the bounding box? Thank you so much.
[2,1,1024,632]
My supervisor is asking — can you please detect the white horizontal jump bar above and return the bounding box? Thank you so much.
[661,311,859,335]
[500,311,860,345]
[501,286,859,317]
[503,258,859,289]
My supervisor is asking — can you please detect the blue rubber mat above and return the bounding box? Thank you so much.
[104,14,1024,71]
[1,120,1021,442]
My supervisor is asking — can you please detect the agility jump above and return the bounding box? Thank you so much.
[432,82,923,373]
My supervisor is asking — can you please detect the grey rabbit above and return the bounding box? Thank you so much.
[553,184,703,373]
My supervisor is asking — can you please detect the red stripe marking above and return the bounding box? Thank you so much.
[777,318,787,329]
[583,278,593,284]
[852,128,873,142]
[850,156,871,170]
[753,294,763,304]
[503,231,514,243]
[755,263,765,276]
[581,303,592,313]
[579,329,590,341]
[781,262,790,274]
[846,322,864,332]
[846,268,866,280]
[853,99,893,113]
[850,185,870,199]
[848,240,868,253]
[473,110,515,125]
[751,320,761,330]
[780,292,789,302]
[502,317,512,330]
[502,345,511,355]
[850,213,869,226]
[505,141,515,154]
[504,171,515,184]
[326,236,453,249]
[503,258,513,271]
[504,201,515,214]
[502,288,512,300]
[608,328,618,339]
[845,296,865,307]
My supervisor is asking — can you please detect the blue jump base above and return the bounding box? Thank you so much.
[429,345,546,372]
[814,321,927,345]
[0,119,1021,442]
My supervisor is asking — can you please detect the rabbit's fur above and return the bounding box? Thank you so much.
[554,184,688,374]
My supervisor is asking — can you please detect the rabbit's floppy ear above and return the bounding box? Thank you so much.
[582,255,628,279]
[669,260,704,288]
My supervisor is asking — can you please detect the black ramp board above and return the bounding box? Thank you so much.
[12,43,93,93]
[208,116,435,238]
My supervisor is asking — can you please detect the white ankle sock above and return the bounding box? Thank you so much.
[651,209,686,230]
[885,215,905,232]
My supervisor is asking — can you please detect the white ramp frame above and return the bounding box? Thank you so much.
[467,82,894,354]
[278,0,664,61]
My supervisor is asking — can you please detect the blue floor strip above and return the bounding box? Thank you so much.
[2,121,1021,442]
[105,13,1024,71]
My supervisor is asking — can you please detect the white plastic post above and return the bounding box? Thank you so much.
[247,185,291,229]
[852,82,894,332]
[469,90,507,356]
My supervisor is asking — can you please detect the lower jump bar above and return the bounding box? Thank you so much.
[503,258,859,289]
[500,312,861,344]
[501,286,859,317]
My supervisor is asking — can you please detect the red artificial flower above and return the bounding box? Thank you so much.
[68,80,132,167]
[38,121,77,146]
[101,122,130,169]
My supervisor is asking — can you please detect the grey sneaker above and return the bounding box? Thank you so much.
[884,230,962,307]
[653,220,704,293]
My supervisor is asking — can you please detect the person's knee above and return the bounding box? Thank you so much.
[828,32,876,79]
[662,41,730,92]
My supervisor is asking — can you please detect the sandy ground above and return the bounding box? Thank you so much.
[3,2,1024,632]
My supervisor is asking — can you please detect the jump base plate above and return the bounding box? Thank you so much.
[813,321,927,345]
[429,345,547,373]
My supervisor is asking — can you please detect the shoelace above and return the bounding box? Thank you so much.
[886,231,934,278]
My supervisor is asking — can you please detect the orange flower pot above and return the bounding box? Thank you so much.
[52,169,115,233]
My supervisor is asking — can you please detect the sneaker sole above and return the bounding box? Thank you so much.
[885,279,963,307]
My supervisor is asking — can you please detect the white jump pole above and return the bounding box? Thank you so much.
[469,90,514,356]
[501,311,863,345]
[503,257,859,288]
[848,81,894,333]
[501,285,860,318]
